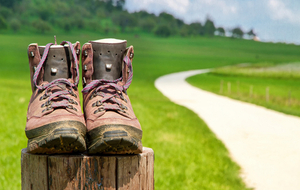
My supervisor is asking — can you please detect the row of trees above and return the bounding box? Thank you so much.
[0,0,256,38]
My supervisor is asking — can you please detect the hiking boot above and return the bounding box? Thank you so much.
[81,39,142,154]
[26,40,86,154]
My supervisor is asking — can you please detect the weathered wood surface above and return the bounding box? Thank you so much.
[21,147,154,190]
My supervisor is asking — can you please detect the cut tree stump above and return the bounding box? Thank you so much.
[21,147,154,190]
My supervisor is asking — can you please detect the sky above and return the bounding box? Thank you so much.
[124,0,300,44]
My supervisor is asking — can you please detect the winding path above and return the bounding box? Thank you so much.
[155,70,300,190]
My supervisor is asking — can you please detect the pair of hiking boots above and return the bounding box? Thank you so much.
[26,38,143,154]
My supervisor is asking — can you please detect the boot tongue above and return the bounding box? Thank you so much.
[90,39,127,80]
[41,45,71,82]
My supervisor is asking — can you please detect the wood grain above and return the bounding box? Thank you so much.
[21,147,154,190]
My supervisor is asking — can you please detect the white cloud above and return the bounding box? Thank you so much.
[268,0,300,24]
[166,0,190,14]
[199,0,237,14]
[124,0,238,23]
[124,0,189,15]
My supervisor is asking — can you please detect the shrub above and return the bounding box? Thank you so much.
[154,25,171,37]
[32,19,51,34]
[10,18,21,32]
[0,16,7,30]
[140,17,156,33]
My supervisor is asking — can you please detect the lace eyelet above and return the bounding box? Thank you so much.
[42,106,52,113]
[94,107,104,114]
[39,94,45,101]
[96,101,102,106]
[68,99,75,104]
[120,104,127,110]
[41,100,51,107]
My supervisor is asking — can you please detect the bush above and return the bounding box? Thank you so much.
[87,20,102,32]
[180,25,190,37]
[140,17,156,33]
[154,25,171,37]
[73,16,85,29]
[56,18,73,32]
[10,19,21,32]
[0,16,7,30]
[113,11,137,32]
[0,6,13,19]
[32,19,51,33]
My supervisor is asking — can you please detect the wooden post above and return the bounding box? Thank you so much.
[288,90,291,106]
[21,147,154,190]
[266,86,269,103]
[227,82,231,94]
[220,80,223,94]
[237,81,239,96]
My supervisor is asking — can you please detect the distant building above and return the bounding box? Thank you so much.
[253,36,260,41]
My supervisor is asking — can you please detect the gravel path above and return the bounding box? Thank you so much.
[155,70,300,190]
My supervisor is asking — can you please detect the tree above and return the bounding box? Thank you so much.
[32,19,51,34]
[176,19,184,28]
[204,18,216,36]
[140,17,156,33]
[158,12,175,23]
[216,27,225,36]
[113,12,137,32]
[105,0,114,12]
[247,29,256,38]
[10,18,21,32]
[179,25,190,37]
[0,6,13,19]
[157,12,179,35]
[232,27,244,38]
[189,22,204,36]
[0,0,21,8]
[154,25,171,37]
[116,0,125,10]
[0,16,7,30]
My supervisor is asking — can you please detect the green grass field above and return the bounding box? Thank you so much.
[1,33,300,189]
[187,62,300,117]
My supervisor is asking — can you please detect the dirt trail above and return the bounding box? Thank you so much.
[155,70,300,190]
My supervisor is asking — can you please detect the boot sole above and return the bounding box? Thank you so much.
[26,120,86,154]
[87,124,142,154]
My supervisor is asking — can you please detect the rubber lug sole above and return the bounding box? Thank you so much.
[26,120,86,154]
[87,124,143,154]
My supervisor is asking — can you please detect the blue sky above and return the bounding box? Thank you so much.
[124,0,300,44]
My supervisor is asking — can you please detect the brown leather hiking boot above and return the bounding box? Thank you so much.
[26,40,86,154]
[81,39,143,154]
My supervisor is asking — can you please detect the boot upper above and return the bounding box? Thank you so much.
[26,41,85,132]
[81,39,141,132]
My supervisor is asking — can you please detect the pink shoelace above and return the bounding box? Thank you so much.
[33,41,79,112]
[82,56,133,114]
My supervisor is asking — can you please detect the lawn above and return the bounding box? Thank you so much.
[1,33,299,189]
[187,62,300,117]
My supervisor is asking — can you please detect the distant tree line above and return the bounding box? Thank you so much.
[0,0,256,38]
